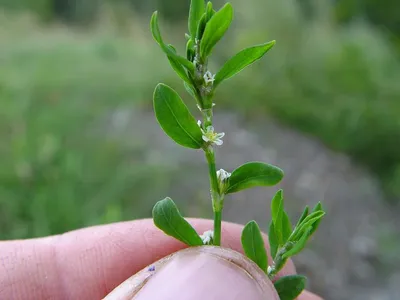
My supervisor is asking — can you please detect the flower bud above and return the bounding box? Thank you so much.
[216,169,231,194]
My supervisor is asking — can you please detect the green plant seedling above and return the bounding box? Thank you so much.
[149,1,325,298]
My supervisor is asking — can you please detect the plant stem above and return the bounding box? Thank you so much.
[205,148,219,199]
[267,248,288,279]
[213,210,222,246]
[204,146,223,246]
[196,48,222,246]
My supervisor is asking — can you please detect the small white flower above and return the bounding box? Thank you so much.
[217,169,231,194]
[203,71,215,85]
[217,169,231,182]
[201,126,225,146]
[197,120,202,127]
[200,230,214,245]
[267,266,273,274]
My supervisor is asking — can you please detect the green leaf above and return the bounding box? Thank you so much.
[196,13,207,40]
[153,84,203,149]
[214,41,275,87]
[168,44,177,52]
[282,211,292,243]
[226,162,284,194]
[186,39,195,61]
[274,275,307,300]
[271,190,283,227]
[291,211,325,241]
[152,197,203,246]
[313,202,323,212]
[271,189,284,244]
[150,11,163,44]
[309,202,324,236]
[295,206,309,229]
[283,227,312,259]
[188,0,205,38]
[205,1,215,20]
[184,82,196,98]
[200,3,233,58]
[268,221,279,258]
[150,12,194,72]
[241,221,268,272]
[167,45,192,84]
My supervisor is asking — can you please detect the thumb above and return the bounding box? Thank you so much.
[104,246,279,300]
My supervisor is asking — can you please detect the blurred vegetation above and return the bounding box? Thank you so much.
[1,0,400,38]
[0,14,179,238]
[217,0,400,200]
[0,0,399,239]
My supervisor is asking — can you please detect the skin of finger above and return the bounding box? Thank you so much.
[103,246,322,300]
[0,218,314,299]
[132,247,279,300]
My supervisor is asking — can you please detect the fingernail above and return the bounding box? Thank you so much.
[135,247,276,300]
[112,247,277,300]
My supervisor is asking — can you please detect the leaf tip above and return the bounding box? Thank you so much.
[151,11,158,24]
[297,275,307,290]
[224,2,233,11]
[153,83,162,96]
[225,3,234,18]
[314,201,323,211]
[152,197,169,217]
[273,189,284,203]
[244,220,258,229]
[273,166,284,183]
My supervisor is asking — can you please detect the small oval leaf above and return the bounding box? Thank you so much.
[150,11,163,45]
[309,202,324,236]
[150,12,194,72]
[214,41,275,87]
[282,211,292,243]
[268,221,279,258]
[184,82,197,98]
[205,1,215,20]
[167,45,192,84]
[271,189,284,245]
[241,220,268,272]
[274,275,307,300]
[291,211,325,242]
[188,0,205,38]
[295,206,309,229]
[153,84,203,149]
[226,162,284,194]
[196,13,207,40]
[200,3,233,58]
[186,39,195,61]
[152,197,203,246]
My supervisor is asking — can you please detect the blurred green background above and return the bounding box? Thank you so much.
[1,0,400,298]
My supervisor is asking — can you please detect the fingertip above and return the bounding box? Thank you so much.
[106,246,280,300]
